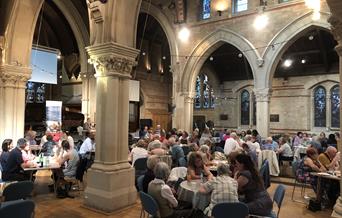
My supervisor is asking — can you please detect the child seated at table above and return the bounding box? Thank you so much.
[187,152,213,181]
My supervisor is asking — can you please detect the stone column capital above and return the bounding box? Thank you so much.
[86,42,139,79]
[80,71,95,79]
[181,91,196,103]
[0,64,31,88]
[253,88,272,102]
[329,15,342,46]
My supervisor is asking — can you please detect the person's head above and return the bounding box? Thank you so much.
[147,155,160,170]
[278,137,286,145]
[63,130,70,136]
[46,134,53,142]
[17,138,28,150]
[235,153,263,188]
[217,163,231,176]
[246,129,252,135]
[89,132,95,140]
[156,124,161,130]
[230,132,238,140]
[168,136,176,146]
[62,140,70,151]
[144,126,148,131]
[266,137,273,144]
[203,128,210,134]
[199,145,210,154]
[241,131,246,137]
[241,143,249,151]
[182,131,189,138]
[149,140,162,150]
[297,131,303,137]
[2,139,13,152]
[136,139,146,148]
[204,139,212,147]
[320,132,326,138]
[252,129,259,136]
[154,162,170,182]
[328,134,336,141]
[334,132,340,140]
[245,135,252,142]
[326,146,338,159]
[306,147,318,160]
[189,143,199,152]
[188,152,204,169]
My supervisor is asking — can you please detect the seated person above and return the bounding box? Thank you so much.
[129,139,148,166]
[186,152,213,181]
[2,138,36,181]
[277,137,293,161]
[199,163,239,217]
[149,140,168,156]
[318,146,340,171]
[169,137,185,167]
[42,135,56,156]
[235,154,273,216]
[304,147,326,193]
[262,137,277,151]
[0,139,13,170]
[142,155,160,193]
[198,145,212,166]
[148,162,191,218]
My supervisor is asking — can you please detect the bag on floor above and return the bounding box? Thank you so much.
[308,199,321,212]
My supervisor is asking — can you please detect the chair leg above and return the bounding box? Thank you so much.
[291,179,296,201]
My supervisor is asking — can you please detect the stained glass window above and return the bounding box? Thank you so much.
[252,92,256,125]
[195,76,201,109]
[331,85,340,128]
[241,90,250,125]
[203,0,211,19]
[194,73,214,109]
[314,86,326,127]
[235,0,248,13]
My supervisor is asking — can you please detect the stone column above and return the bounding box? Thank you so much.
[183,93,195,133]
[329,14,342,218]
[0,64,31,143]
[81,71,96,121]
[84,42,139,212]
[254,88,271,138]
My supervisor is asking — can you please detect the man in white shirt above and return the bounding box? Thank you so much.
[245,134,261,154]
[224,132,240,156]
[79,132,95,156]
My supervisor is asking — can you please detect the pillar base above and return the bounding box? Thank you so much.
[84,162,137,213]
[332,196,342,218]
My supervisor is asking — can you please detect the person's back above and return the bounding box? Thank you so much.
[79,137,93,155]
[224,138,239,155]
[42,140,56,156]
[171,144,184,162]
[148,181,174,218]
[0,151,10,170]
[63,149,80,178]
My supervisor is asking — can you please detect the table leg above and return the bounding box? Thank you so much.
[316,176,322,202]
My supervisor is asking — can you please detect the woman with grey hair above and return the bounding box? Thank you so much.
[148,162,177,218]
[199,163,239,217]
[142,155,160,193]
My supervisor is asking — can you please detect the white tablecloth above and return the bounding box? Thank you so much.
[177,180,210,210]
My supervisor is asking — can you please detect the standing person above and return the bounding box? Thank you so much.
[79,132,95,157]
[293,132,304,146]
[224,132,241,156]
[2,138,35,181]
[83,118,93,133]
[234,154,273,216]
[199,163,239,217]
[251,129,262,144]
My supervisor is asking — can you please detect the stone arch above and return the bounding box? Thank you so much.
[262,11,331,88]
[52,0,90,73]
[181,29,261,95]
[306,79,339,90]
[232,81,254,93]
[140,1,179,65]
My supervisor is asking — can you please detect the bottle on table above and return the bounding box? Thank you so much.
[39,153,43,167]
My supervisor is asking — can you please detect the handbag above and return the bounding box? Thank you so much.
[308,199,321,212]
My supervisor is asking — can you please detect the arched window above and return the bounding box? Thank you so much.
[314,86,326,127]
[202,0,211,19]
[194,74,215,109]
[241,90,250,125]
[331,85,340,128]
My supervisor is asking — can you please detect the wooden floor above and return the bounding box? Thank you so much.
[32,172,332,218]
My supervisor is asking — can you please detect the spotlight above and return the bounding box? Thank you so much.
[308,35,314,40]
[283,59,293,68]
[238,53,243,58]
[57,55,62,59]
[178,27,190,42]
[209,56,214,61]
[142,52,146,56]
[301,59,306,64]
[162,56,166,60]
[59,75,62,79]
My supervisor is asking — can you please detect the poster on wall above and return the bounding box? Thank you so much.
[46,100,62,131]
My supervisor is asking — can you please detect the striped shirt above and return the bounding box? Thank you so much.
[202,175,239,216]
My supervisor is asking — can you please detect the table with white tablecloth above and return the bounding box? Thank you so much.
[177,180,210,211]
[293,145,307,160]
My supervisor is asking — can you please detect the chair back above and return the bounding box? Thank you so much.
[139,191,159,216]
[3,181,34,201]
[212,202,249,218]
[0,199,35,218]
[273,184,286,217]
[137,175,145,192]
[134,158,148,171]
[259,160,270,189]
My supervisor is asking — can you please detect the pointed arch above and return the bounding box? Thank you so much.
[181,28,261,94]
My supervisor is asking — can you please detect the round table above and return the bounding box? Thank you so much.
[177,180,210,210]
[294,145,307,160]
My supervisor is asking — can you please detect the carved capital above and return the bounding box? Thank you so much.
[181,92,196,104]
[257,58,264,67]
[0,64,31,88]
[87,42,139,79]
[253,88,272,102]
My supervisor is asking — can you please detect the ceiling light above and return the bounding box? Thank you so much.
[301,59,306,64]
[178,27,190,42]
[253,14,269,30]
[308,35,314,40]
[162,56,166,60]
[238,53,243,58]
[209,56,214,61]
[283,59,293,68]
[57,55,62,59]
[142,52,146,56]
[59,75,62,79]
